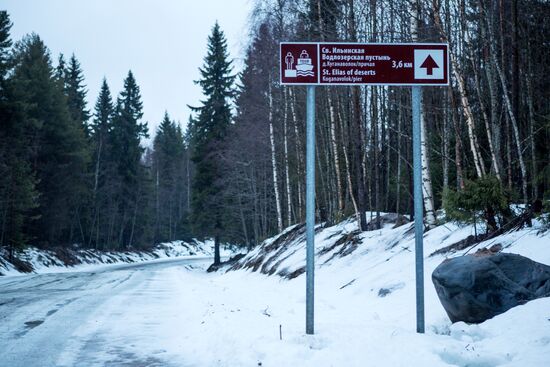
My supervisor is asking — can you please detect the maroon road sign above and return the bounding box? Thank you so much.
[280,42,449,86]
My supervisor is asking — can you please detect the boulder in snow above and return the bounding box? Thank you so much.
[432,251,550,323]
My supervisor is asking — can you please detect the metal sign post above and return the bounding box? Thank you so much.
[412,86,425,333]
[280,42,448,335]
[305,85,316,335]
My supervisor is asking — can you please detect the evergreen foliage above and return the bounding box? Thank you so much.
[152,112,188,242]
[91,78,114,140]
[54,53,66,81]
[109,70,150,248]
[0,12,194,251]
[11,34,90,246]
[0,12,39,254]
[443,176,512,232]
[65,54,91,132]
[190,22,235,264]
[112,71,147,191]
[88,78,115,249]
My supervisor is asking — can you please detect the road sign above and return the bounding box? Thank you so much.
[280,42,449,86]
[281,41,449,336]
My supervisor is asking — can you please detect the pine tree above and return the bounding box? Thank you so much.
[190,22,235,265]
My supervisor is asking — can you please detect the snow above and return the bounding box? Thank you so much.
[1,216,549,366]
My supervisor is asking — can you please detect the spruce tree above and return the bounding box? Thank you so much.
[55,53,66,82]
[153,112,186,242]
[10,34,89,246]
[91,78,114,176]
[91,78,114,153]
[110,70,149,248]
[89,78,115,248]
[112,71,147,190]
[0,12,39,254]
[190,22,235,265]
[65,54,91,133]
[63,53,92,242]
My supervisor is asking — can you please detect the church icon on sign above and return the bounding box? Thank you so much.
[414,49,444,80]
[285,50,314,78]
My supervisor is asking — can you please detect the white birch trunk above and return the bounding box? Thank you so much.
[289,88,303,221]
[413,1,437,228]
[484,13,528,202]
[268,85,283,232]
[490,44,528,203]
[420,108,437,228]
[328,90,344,215]
[468,28,501,181]
[451,51,486,178]
[283,88,292,226]
[396,91,402,213]
[432,2,486,179]
[337,95,360,223]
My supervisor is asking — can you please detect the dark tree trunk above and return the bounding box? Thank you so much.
[214,235,221,265]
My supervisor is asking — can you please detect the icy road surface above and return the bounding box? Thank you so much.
[0,258,211,366]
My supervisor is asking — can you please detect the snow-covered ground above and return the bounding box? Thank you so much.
[1,216,549,366]
[0,239,234,276]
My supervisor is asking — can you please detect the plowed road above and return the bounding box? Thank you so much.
[0,258,210,366]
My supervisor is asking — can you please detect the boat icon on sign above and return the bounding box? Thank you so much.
[296,50,314,76]
[284,50,314,78]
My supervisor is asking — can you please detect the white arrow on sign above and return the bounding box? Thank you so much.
[414,49,444,80]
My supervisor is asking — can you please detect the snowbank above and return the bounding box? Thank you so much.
[0,239,234,276]
[200,213,549,366]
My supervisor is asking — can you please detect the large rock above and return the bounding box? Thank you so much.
[432,251,550,323]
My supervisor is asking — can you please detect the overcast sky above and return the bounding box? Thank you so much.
[3,0,252,142]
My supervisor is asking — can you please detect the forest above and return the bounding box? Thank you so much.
[0,10,191,252]
[0,0,549,256]
[214,0,550,249]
